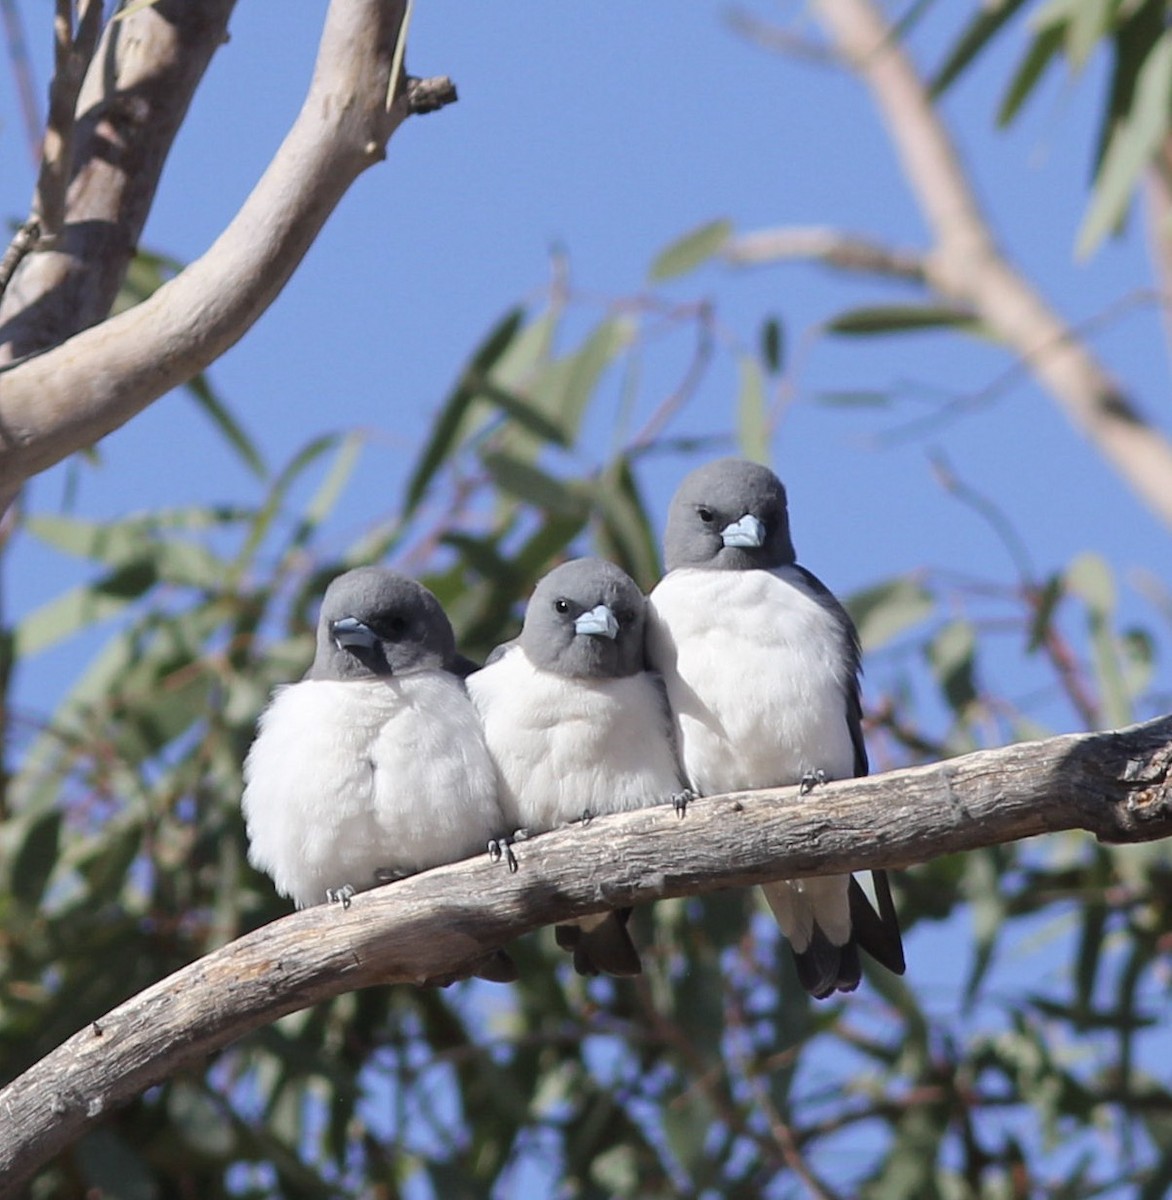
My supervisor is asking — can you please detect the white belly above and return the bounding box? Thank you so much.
[647,566,855,795]
[242,673,501,907]
[467,649,684,832]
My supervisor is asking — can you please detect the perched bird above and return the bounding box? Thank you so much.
[646,459,905,998]
[467,557,686,977]
[242,565,516,982]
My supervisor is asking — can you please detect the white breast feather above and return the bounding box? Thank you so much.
[647,566,856,796]
[466,648,684,832]
[242,673,501,908]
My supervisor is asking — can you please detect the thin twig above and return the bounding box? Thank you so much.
[726,226,927,284]
[810,0,1172,532]
[0,219,41,300]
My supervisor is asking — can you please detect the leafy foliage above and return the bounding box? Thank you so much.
[935,0,1172,256]
[4,5,1172,1197]
[2,231,1170,1199]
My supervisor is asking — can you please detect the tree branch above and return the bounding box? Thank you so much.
[1,715,1169,1195]
[755,0,1172,533]
[725,225,926,283]
[0,0,237,366]
[0,0,455,507]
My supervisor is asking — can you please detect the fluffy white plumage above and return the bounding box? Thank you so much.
[243,672,501,909]
[647,564,855,950]
[466,646,684,833]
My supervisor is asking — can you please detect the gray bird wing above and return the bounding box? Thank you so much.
[483,638,520,668]
[791,565,906,981]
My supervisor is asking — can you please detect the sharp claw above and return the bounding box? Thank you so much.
[489,829,528,873]
[799,769,827,796]
[580,809,593,826]
[326,884,355,909]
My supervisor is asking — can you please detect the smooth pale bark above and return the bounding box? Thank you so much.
[0,715,1169,1195]
[0,1,453,508]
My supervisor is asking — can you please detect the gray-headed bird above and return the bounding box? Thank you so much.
[468,557,686,977]
[647,459,904,998]
[243,565,515,982]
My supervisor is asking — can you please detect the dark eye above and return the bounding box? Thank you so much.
[383,614,409,638]
[697,506,715,523]
[554,599,570,614]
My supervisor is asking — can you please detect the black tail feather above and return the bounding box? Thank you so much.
[847,871,906,976]
[792,924,861,999]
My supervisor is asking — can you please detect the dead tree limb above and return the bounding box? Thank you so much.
[0,715,1169,1195]
[0,0,454,507]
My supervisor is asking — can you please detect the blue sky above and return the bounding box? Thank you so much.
[3,0,1170,1142]
[6,3,1168,640]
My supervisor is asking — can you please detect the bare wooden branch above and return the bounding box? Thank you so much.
[1,716,1169,1195]
[0,0,237,366]
[33,0,103,241]
[0,0,455,508]
[790,0,1172,533]
[725,226,926,283]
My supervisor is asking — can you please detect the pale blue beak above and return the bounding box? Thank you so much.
[574,604,620,640]
[331,616,378,652]
[721,513,765,549]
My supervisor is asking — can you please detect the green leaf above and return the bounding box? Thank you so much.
[998,23,1066,126]
[475,379,570,447]
[1066,551,1116,615]
[825,303,980,336]
[647,218,732,282]
[10,809,62,905]
[931,0,1033,97]
[185,372,267,481]
[926,619,978,716]
[480,451,587,518]
[291,430,363,546]
[1077,33,1172,257]
[760,316,785,374]
[75,1129,158,1200]
[1063,0,1118,71]
[814,389,893,408]
[403,306,526,514]
[591,456,660,589]
[1068,552,1130,726]
[735,355,769,462]
[13,565,157,657]
[847,576,935,652]
[529,316,633,446]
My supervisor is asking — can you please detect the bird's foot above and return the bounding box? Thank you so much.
[670,788,696,818]
[326,884,356,910]
[488,829,530,874]
[580,808,593,827]
[799,769,827,796]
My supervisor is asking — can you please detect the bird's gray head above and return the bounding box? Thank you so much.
[519,558,646,679]
[308,566,456,681]
[663,458,796,572]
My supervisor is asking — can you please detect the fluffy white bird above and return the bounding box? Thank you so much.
[242,566,515,981]
[647,459,904,998]
[468,557,686,976]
